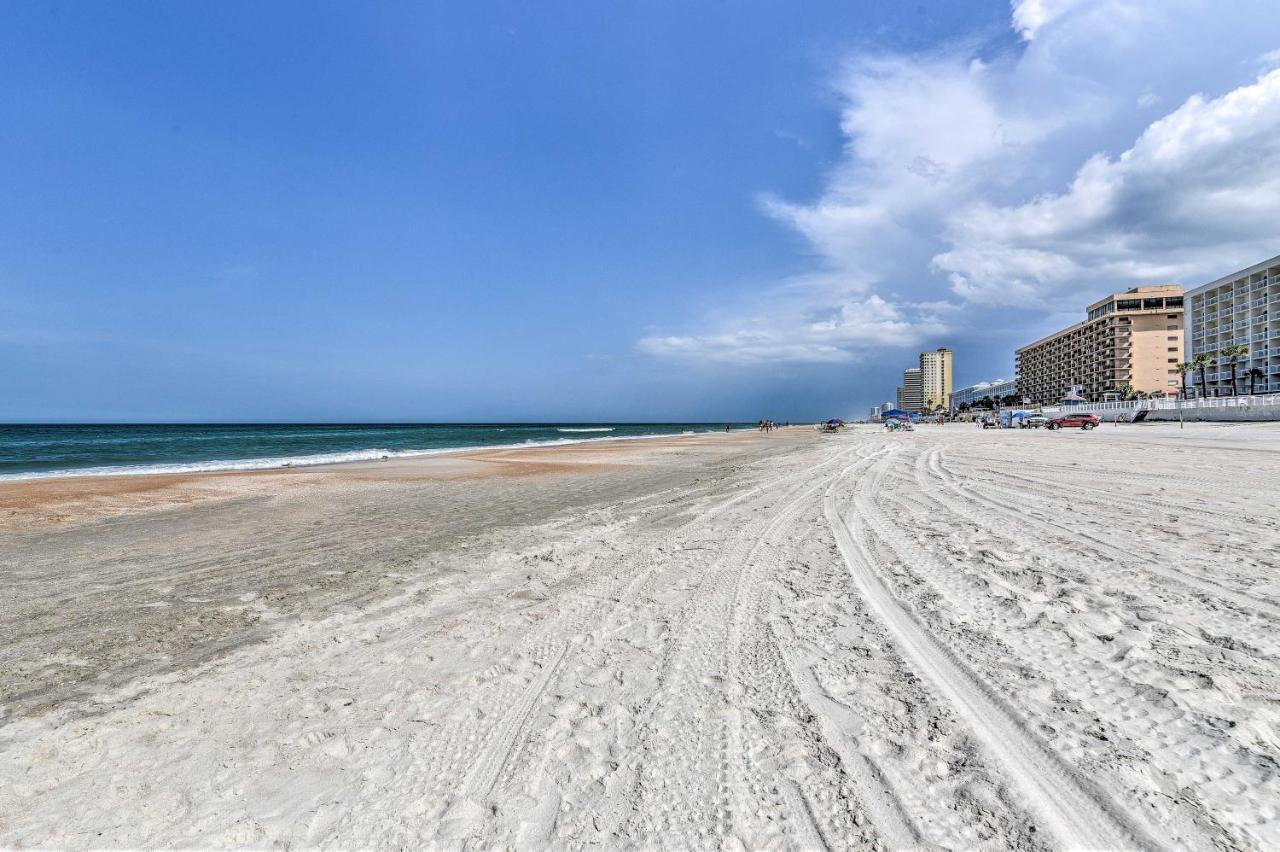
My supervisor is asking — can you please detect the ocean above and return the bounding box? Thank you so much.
[0,423,748,481]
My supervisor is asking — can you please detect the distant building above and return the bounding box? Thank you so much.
[1185,255,1280,396]
[1016,285,1184,405]
[919,347,953,412]
[950,377,1019,411]
[899,367,922,413]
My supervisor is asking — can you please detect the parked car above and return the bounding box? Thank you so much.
[1047,412,1100,430]
[1019,414,1049,429]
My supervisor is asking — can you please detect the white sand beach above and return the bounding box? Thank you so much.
[2,423,1279,849]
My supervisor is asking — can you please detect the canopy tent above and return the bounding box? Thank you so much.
[879,409,909,419]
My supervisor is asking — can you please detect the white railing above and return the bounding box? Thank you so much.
[1037,393,1280,417]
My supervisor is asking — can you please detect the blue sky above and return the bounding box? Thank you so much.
[3,1,1280,421]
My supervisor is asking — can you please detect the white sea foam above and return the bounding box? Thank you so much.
[557,427,615,433]
[0,448,428,482]
[0,429,720,482]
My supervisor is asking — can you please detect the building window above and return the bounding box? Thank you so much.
[1168,347,1178,352]
[1167,325,1177,330]
[1168,358,1177,363]
[1167,336,1178,341]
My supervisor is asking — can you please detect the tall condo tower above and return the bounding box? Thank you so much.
[900,367,923,413]
[920,347,953,412]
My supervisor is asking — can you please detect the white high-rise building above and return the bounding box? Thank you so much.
[1186,256,1280,396]
[899,367,922,413]
[950,378,1019,411]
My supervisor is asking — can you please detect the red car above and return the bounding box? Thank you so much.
[1047,412,1100,430]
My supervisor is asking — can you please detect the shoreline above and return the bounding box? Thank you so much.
[0,424,758,485]
[0,426,800,531]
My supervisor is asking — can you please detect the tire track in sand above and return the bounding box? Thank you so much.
[714,446,924,849]
[825,445,1160,852]
[449,442,873,845]
[932,450,1280,622]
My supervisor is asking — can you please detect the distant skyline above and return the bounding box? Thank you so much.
[4,1,1280,422]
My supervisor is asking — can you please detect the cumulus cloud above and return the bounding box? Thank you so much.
[638,294,950,365]
[1010,0,1092,40]
[937,68,1280,306]
[639,0,1280,368]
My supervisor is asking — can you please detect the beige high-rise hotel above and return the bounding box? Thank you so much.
[1016,285,1184,405]
[920,347,953,412]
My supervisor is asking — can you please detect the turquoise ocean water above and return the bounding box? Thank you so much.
[0,423,749,481]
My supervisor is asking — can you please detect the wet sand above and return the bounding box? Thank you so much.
[0,430,799,720]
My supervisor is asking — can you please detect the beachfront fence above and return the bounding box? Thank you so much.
[1040,394,1280,422]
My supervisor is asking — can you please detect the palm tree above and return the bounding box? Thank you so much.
[1249,366,1264,395]
[1223,344,1249,396]
[1175,362,1193,399]
[1115,381,1136,401]
[1192,353,1214,399]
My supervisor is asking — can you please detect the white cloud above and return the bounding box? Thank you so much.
[638,0,1280,369]
[936,68,1280,306]
[637,294,949,365]
[641,54,1033,365]
[1010,0,1091,40]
